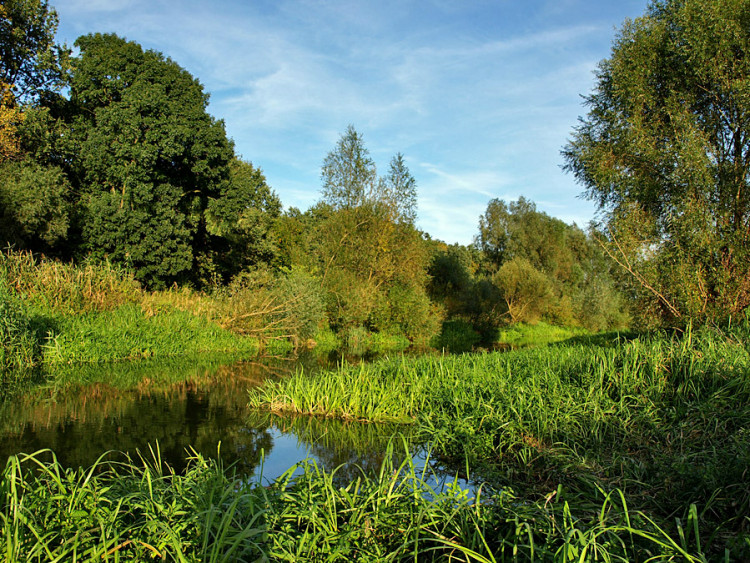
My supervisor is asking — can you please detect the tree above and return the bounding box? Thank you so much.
[204,158,282,282]
[321,125,377,209]
[379,153,417,224]
[0,0,68,102]
[314,127,438,339]
[563,0,750,323]
[493,257,552,324]
[66,33,233,287]
[0,157,69,249]
[476,197,576,280]
[0,80,22,161]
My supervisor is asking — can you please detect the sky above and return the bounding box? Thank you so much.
[51,0,649,245]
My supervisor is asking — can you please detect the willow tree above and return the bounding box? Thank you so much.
[563,0,750,323]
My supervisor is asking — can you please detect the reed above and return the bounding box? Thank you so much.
[249,320,750,557]
[0,250,141,315]
[0,446,715,561]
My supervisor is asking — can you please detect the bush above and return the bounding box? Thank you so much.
[273,267,327,342]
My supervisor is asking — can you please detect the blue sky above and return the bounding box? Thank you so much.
[52,0,649,244]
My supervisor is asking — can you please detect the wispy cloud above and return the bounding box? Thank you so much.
[52,0,649,244]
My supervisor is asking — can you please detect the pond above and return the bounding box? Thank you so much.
[0,353,468,491]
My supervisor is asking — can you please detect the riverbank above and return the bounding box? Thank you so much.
[249,320,750,559]
[0,250,417,378]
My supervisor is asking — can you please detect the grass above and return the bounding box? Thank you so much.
[248,320,750,558]
[0,445,719,561]
[41,303,261,364]
[0,250,301,370]
[495,321,589,348]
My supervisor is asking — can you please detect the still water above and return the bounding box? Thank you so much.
[0,354,466,490]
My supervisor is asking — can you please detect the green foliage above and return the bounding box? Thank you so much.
[0,281,36,370]
[272,267,327,342]
[493,256,553,324]
[0,0,69,103]
[379,152,418,224]
[66,33,234,288]
[204,158,282,283]
[563,0,750,324]
[496,321,586,347]
[432,318,481,353]
[372,283,442,345]
[320,124,377,209]
[42,303,259,364]
[476,197,629,332]
[0,157,70,249]
[312,127,439,343]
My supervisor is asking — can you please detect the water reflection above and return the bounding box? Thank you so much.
[0,355,464,489]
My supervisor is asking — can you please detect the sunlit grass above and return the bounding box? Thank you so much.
[249,320,750,558]
[0,445,717,561]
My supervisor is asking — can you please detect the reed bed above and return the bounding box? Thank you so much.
[0,446,714,561]
[0,250,141,315]
[249,321,750,558]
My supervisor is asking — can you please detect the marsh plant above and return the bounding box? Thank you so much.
[249,319,750,558]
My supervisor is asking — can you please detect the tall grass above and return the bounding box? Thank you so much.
[0,282,36,374]
[0,250,141,315]
[0,250,303,366]
[0,448,266,562]
[249,320,750,557]
[0,446,715,561]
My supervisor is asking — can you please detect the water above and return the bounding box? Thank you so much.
[0,354,472,492]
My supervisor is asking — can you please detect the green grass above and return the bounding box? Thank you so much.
[248,320,750,558]
[495,321,589,347]
[0,282,37,374]
[41,303,260,364]
[0,446,718,561]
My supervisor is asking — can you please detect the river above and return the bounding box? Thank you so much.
[0,353,467,490]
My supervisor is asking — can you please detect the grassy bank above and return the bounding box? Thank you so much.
[249,320,750,558]
[0,446,718,562]
[0,250,414,377]
[0,251,292,374]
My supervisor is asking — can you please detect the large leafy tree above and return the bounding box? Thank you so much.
[563,0,750,323]
[66,33,234,287]
[0,0,68,102]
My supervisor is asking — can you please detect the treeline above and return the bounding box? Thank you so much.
[8,0,747,352]
[0,0,632,351]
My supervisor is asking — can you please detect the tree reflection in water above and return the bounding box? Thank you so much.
[0,354,453,487]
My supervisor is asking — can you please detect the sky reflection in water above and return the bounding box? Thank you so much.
[0,355,473,493]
